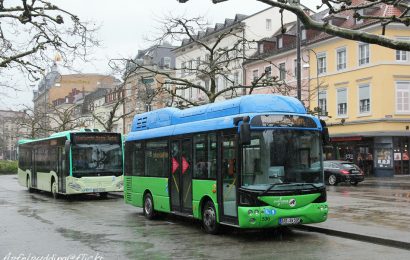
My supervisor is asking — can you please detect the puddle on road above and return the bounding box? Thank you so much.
[55,227,156,257]
[17,207,54,225]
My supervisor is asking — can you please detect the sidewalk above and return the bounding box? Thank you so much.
[360,175,410,188]
[300,185,410,249]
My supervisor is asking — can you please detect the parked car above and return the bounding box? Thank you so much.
[323,160,365,186]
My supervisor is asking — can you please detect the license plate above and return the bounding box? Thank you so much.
[279,217,301,225]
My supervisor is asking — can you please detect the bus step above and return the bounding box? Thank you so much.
[171,211,194,218]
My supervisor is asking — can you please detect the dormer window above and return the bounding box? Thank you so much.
[301,29,307,40]
[355,9,363,24]
[278,37,283,48]
[259,44,264,54]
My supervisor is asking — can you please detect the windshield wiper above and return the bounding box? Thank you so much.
[259,182,291,196]
[259,182,323,196]
[287,183,323,191]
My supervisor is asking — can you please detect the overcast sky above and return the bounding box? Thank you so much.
[1,0,320,110]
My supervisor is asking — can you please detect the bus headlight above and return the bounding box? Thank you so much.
[248,210,253,216]
[254,210,259,215]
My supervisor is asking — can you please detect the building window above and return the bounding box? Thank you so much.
[301,29,307,40]
[196,57,201,69]
[359,43,370,65]
[318,90,327,116]
[396,81,410,113]
[337,47,347,70]
[396,38,409,61]
[278,37,283,48]
[337,88,348,116]
[163,57,171,68]
[355,9,363,24]
[252,69,259,82]
[264,66,272,77]
[188,60,193,74]
[396,50,408,61]
[234,71,240,85]
[359,84,371,114]
[318,52,327,75]
[181,62,186,77]
[266,19,272,30]
[279,63,286,80]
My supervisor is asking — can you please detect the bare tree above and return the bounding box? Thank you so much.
[17,106,43,138]
[178,0,410,51]
[114,15,286,107]
[0,0,98,93]
[91,88,133,132]
[47,103,86,133]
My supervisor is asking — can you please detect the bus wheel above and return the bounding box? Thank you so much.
[143,193,155,220]
[99,192,108,199]
[202,201,219,234]
[27,176,33,193]
[51,180,58,199]
[328,174,337,186]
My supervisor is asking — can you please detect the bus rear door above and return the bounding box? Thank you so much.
[170,139,193,214]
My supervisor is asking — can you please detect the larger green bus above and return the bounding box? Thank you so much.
[124,94,329,233]
[18,129,124,198]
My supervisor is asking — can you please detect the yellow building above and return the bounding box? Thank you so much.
[308,12,410,176]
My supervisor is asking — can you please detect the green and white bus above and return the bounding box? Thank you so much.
[124,94,329,233]
[18,129,124,198]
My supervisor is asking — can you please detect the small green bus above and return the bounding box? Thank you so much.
[18,129,124,198]
[125,95,329,233]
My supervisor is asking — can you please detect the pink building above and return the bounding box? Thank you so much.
[243,12,325,108]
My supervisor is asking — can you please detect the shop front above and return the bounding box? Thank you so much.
[328,136,410,177]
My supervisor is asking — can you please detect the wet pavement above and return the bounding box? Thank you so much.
[1,174,410,259]
[307,176,410,247]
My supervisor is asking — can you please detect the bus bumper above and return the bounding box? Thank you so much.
[65,175,124,194]
[237,203,328,229]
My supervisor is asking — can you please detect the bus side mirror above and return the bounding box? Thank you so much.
[320,120,330,145]
[65,140,71,155]
[240,117,251,145]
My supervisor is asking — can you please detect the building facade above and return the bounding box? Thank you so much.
[173,7,296,104]
[123,43,176,133]
[0,110,27,160]
[243,10,325,106]
[33,63,118,136]
[308,3,410,176]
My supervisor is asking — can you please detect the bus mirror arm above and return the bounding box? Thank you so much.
[239,116,251,146]
[65,140,71,155]
[320,120,330,145]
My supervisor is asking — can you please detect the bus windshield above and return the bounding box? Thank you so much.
[72,143,123,177]
[241,129,323,191]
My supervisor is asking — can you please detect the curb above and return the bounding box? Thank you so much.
[296,225,410,251]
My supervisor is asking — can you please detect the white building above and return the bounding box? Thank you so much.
[173,7,296,103]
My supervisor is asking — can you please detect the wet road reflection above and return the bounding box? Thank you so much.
[0,175,409,259]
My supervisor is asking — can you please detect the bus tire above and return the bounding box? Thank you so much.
[99,192,108,199]
[51,179,58,199]
[328,174,338,186]
[27,176,33,193]
[202,200,219,234]
[143,193,155,220]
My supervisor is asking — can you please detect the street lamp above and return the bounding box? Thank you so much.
[303,48,320,119]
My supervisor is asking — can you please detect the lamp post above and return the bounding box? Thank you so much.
[303,48,320,119]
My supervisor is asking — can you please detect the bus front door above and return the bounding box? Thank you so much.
[31,149,37,188]
[57,147,66,193]
[220,134,238,218]
[170,139,193,214]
